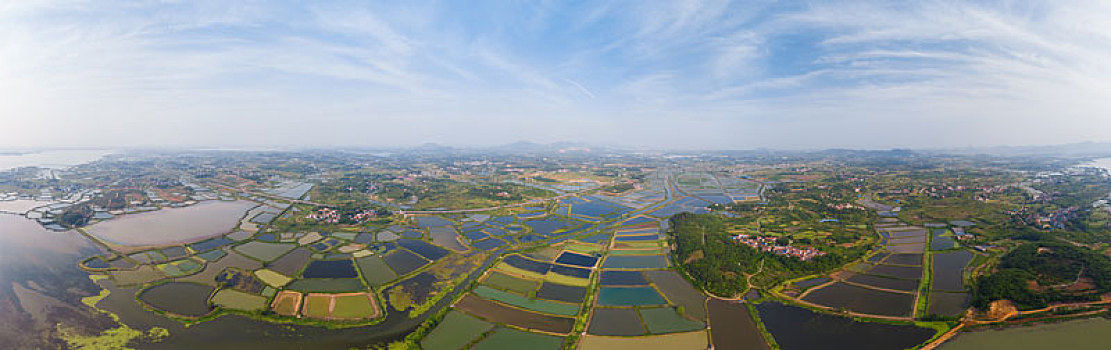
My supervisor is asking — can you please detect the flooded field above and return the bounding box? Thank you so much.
[645,270,707,320]
[639,307,704,333]
[932,250,973,291]
[942,318,1111,350]
[429,226,467,251]
[138,282,216,317]
[383,249,430,275]
[471,286,578,316]
[597,286,667,306]
[268,247,312,276]
[420,311,493,350]
[454,294,574,334]
[481,271,539,294]
[536,282,586,303]
[867,264,924,279]
[927,291,969,316]
[397,239,450,261]
[302,260,358,278]
[87,200,256,246]
[601,270,649,285]
[234,241,297,262]
[588,308,645,335]
[885,253,923,266]
[845,273,920,292]
[756,302,935,350]
[803,282,915,317]
[554,251,598,267]
[356,255,398,286]
[707,299,769,350]
[602,255,668,269]
[470,327,564,349]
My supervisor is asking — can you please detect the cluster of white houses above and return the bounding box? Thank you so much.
[731,234,826,260]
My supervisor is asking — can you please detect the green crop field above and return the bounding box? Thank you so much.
[332,294,376,319]
[421,311,494,350]
[638,307,705,334]
[211,289,268,311]
[470,327,564,350]
[482,271,540,295]
[471,286,579,316]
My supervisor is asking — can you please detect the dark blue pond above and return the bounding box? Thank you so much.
[161,246,188,259]
[570,201,621,218]
[536,283,587,303]
[601,271,649,286]
[83,256,110,269]
[504,255,551,274]
[525,218,574,236]
[550,264,591,278]
[484,227,508,236]
[555,252,599,267]
[383,249,429,276]
[463,230,489,241]
[190,237,233,252]
[472,238,507,251]
[461,222,484,230]
[397,239,450,261]
[302,260,358,278]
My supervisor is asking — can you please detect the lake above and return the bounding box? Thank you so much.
[0,214,108,347]
[1081,157,1111,172]
[0,149,114,171]
[86,200,257,246]
[942,318,1111,350]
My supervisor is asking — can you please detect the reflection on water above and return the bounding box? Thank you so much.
[1081,157,1111,172]
[942,318,1111,350]
[0,214,111,347]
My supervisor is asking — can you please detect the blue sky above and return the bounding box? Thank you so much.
[2,0,1110,149]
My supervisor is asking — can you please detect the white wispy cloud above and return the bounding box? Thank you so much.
[1,1,1109,149]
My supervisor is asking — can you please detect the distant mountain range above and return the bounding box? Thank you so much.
[326,141,1111,159]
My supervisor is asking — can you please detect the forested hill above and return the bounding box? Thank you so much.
[668,213,858,297]
[973,242,1111,310]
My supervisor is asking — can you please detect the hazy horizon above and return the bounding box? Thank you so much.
[3,1,1110,149]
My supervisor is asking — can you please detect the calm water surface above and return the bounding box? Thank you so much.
[942,318,1111,350]
[0,149,113,171]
